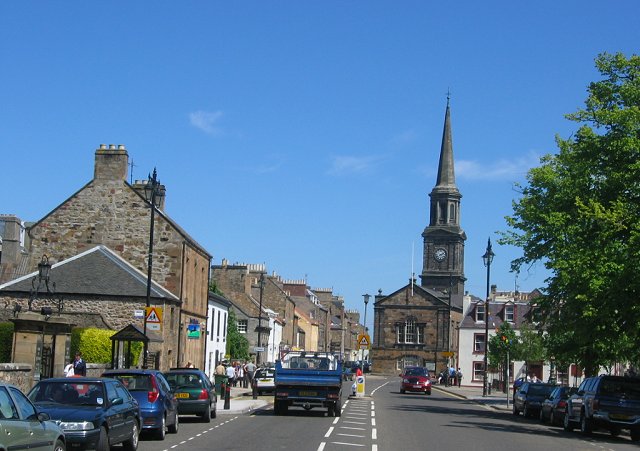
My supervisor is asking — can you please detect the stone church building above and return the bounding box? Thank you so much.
[372,100,466,375]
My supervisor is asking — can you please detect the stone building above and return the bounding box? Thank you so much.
[1,144,211,370]
[372,100,465,375]
[0,245,179,378]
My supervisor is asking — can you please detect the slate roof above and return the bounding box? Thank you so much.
[0,245,179,302]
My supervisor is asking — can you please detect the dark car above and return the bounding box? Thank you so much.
[163,368,217,422]
[28,377,140,451]
[399,366,432,395]
[512,382,556,418]
[0,381,66,451]
[102,369,179,439]
[539,385,577,425]
[563,375,640,441]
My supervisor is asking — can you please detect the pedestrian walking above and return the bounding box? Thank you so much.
[215,361,226,376]
[64,360,75,377]
[235,362,244,387]
[245,360,256,387]
[456,368,463,387]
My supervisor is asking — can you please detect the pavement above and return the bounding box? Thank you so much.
[215,378,515,415]
[433,383,513,411]
[216,385,270,415]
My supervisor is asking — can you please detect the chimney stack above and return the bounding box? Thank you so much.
[94,144,128,181]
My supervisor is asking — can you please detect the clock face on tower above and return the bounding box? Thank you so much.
[434,248,447,262]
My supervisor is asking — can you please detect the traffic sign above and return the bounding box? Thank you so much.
[442,351,455,357]
[145,307,162,323]
[357,334,370,349]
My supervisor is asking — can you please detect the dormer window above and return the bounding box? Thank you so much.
[505,304,515,323]
[475,303,486,322]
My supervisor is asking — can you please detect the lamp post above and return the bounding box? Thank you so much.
[142,168,165,369]
[362,293,370,363]
[482,238,495,397]
[256,272,265,365]
[28,254,63,314]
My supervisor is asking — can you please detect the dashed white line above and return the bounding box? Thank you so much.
[372,428,377,440]
[325,427,334,438]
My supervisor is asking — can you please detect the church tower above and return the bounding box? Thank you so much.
[420,98,466,294]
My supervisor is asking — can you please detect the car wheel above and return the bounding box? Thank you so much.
[155,415,166,440]
[563,411,574,431]
[523,403,530,418]
[201,406,211,423]
[550,410,556,426]
[580,413,592,435]
[96,426,109,451]
[168,411,179,434]
[539,408,545,423]
[211,400,217,419]
[335,401,341,417]
[122,421,139,451]
[400,389,405,394]
[512,404,519,415]
[610,426,621,437]
[54,438,66,451]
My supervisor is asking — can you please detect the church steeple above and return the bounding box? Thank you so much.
[420,97,467,295]
[435,97,457,190]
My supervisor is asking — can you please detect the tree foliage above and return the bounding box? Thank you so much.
[226,309,249,361]
[501,52,640,376]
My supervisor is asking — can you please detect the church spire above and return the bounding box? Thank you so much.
[435,96,457,189]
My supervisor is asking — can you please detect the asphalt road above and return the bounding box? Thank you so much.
[134,376,640,451]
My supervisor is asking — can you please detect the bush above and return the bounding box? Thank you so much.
[0,322,14,362]
[71,328,142,365]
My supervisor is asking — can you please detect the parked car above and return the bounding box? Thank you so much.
[0,381,66,451]
[102,369,179,439]
[512,382,556,418]
[563,375,640,441]
[163,368,217,422]
[28,377,140,451]
[399,366,432,395]
[253,367,275,395]
[539,385,577,425]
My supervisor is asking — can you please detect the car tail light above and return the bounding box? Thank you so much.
[593,399,599,410]
[148,375,160,403]
[557,400,566,408]
[198,389,209,400]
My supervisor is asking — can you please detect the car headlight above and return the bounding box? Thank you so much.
[59,421,95,431]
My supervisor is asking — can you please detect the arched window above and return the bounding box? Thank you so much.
[396,317,424,345]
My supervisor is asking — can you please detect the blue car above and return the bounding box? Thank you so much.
[103,369,179,440]
[28,377,140,451]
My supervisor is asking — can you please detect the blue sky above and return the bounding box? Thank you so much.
[2,2,638,330]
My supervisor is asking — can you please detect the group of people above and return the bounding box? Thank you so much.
[62,351,87,377]
[437,366,463,387]
[214,360,257,388]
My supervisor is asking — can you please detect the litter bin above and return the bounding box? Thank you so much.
[214,374,228,394]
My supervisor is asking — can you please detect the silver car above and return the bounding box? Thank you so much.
[0,382,66,451]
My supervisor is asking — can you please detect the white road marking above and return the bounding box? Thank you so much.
[372,428,377,440]
[330,442,365,447]
[325,427,334,437]
[337,433,365,438]
[317,442,326,451]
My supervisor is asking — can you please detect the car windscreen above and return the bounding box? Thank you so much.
[527,384,555,396]
[105,374,152,391]
[165,373,203,389]
[404,368,427,377]
[255,369,275,378]
[29,381,106,406]
[600,378,640,400]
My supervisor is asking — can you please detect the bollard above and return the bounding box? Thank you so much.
[224,381,231,410]
[252,378,257,400]
[220,380,226,404]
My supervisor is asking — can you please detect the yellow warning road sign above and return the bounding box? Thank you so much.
[357,334,370,349]
[145,307,162,323]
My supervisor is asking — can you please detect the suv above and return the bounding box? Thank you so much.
[513,382,556,418]
[563,375,640,441]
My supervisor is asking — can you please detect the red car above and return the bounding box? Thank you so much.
[400,366,432,395]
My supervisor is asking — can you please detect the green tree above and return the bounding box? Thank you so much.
[515,323,546,373]
[226,309,249,361]
[501,52,640,376]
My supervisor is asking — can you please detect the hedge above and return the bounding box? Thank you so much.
[0,322,14,362]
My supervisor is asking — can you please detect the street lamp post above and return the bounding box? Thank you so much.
[362,293,370,363]
[482,238,495,397]
[256,273,265,365]
[142,168,165,369]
